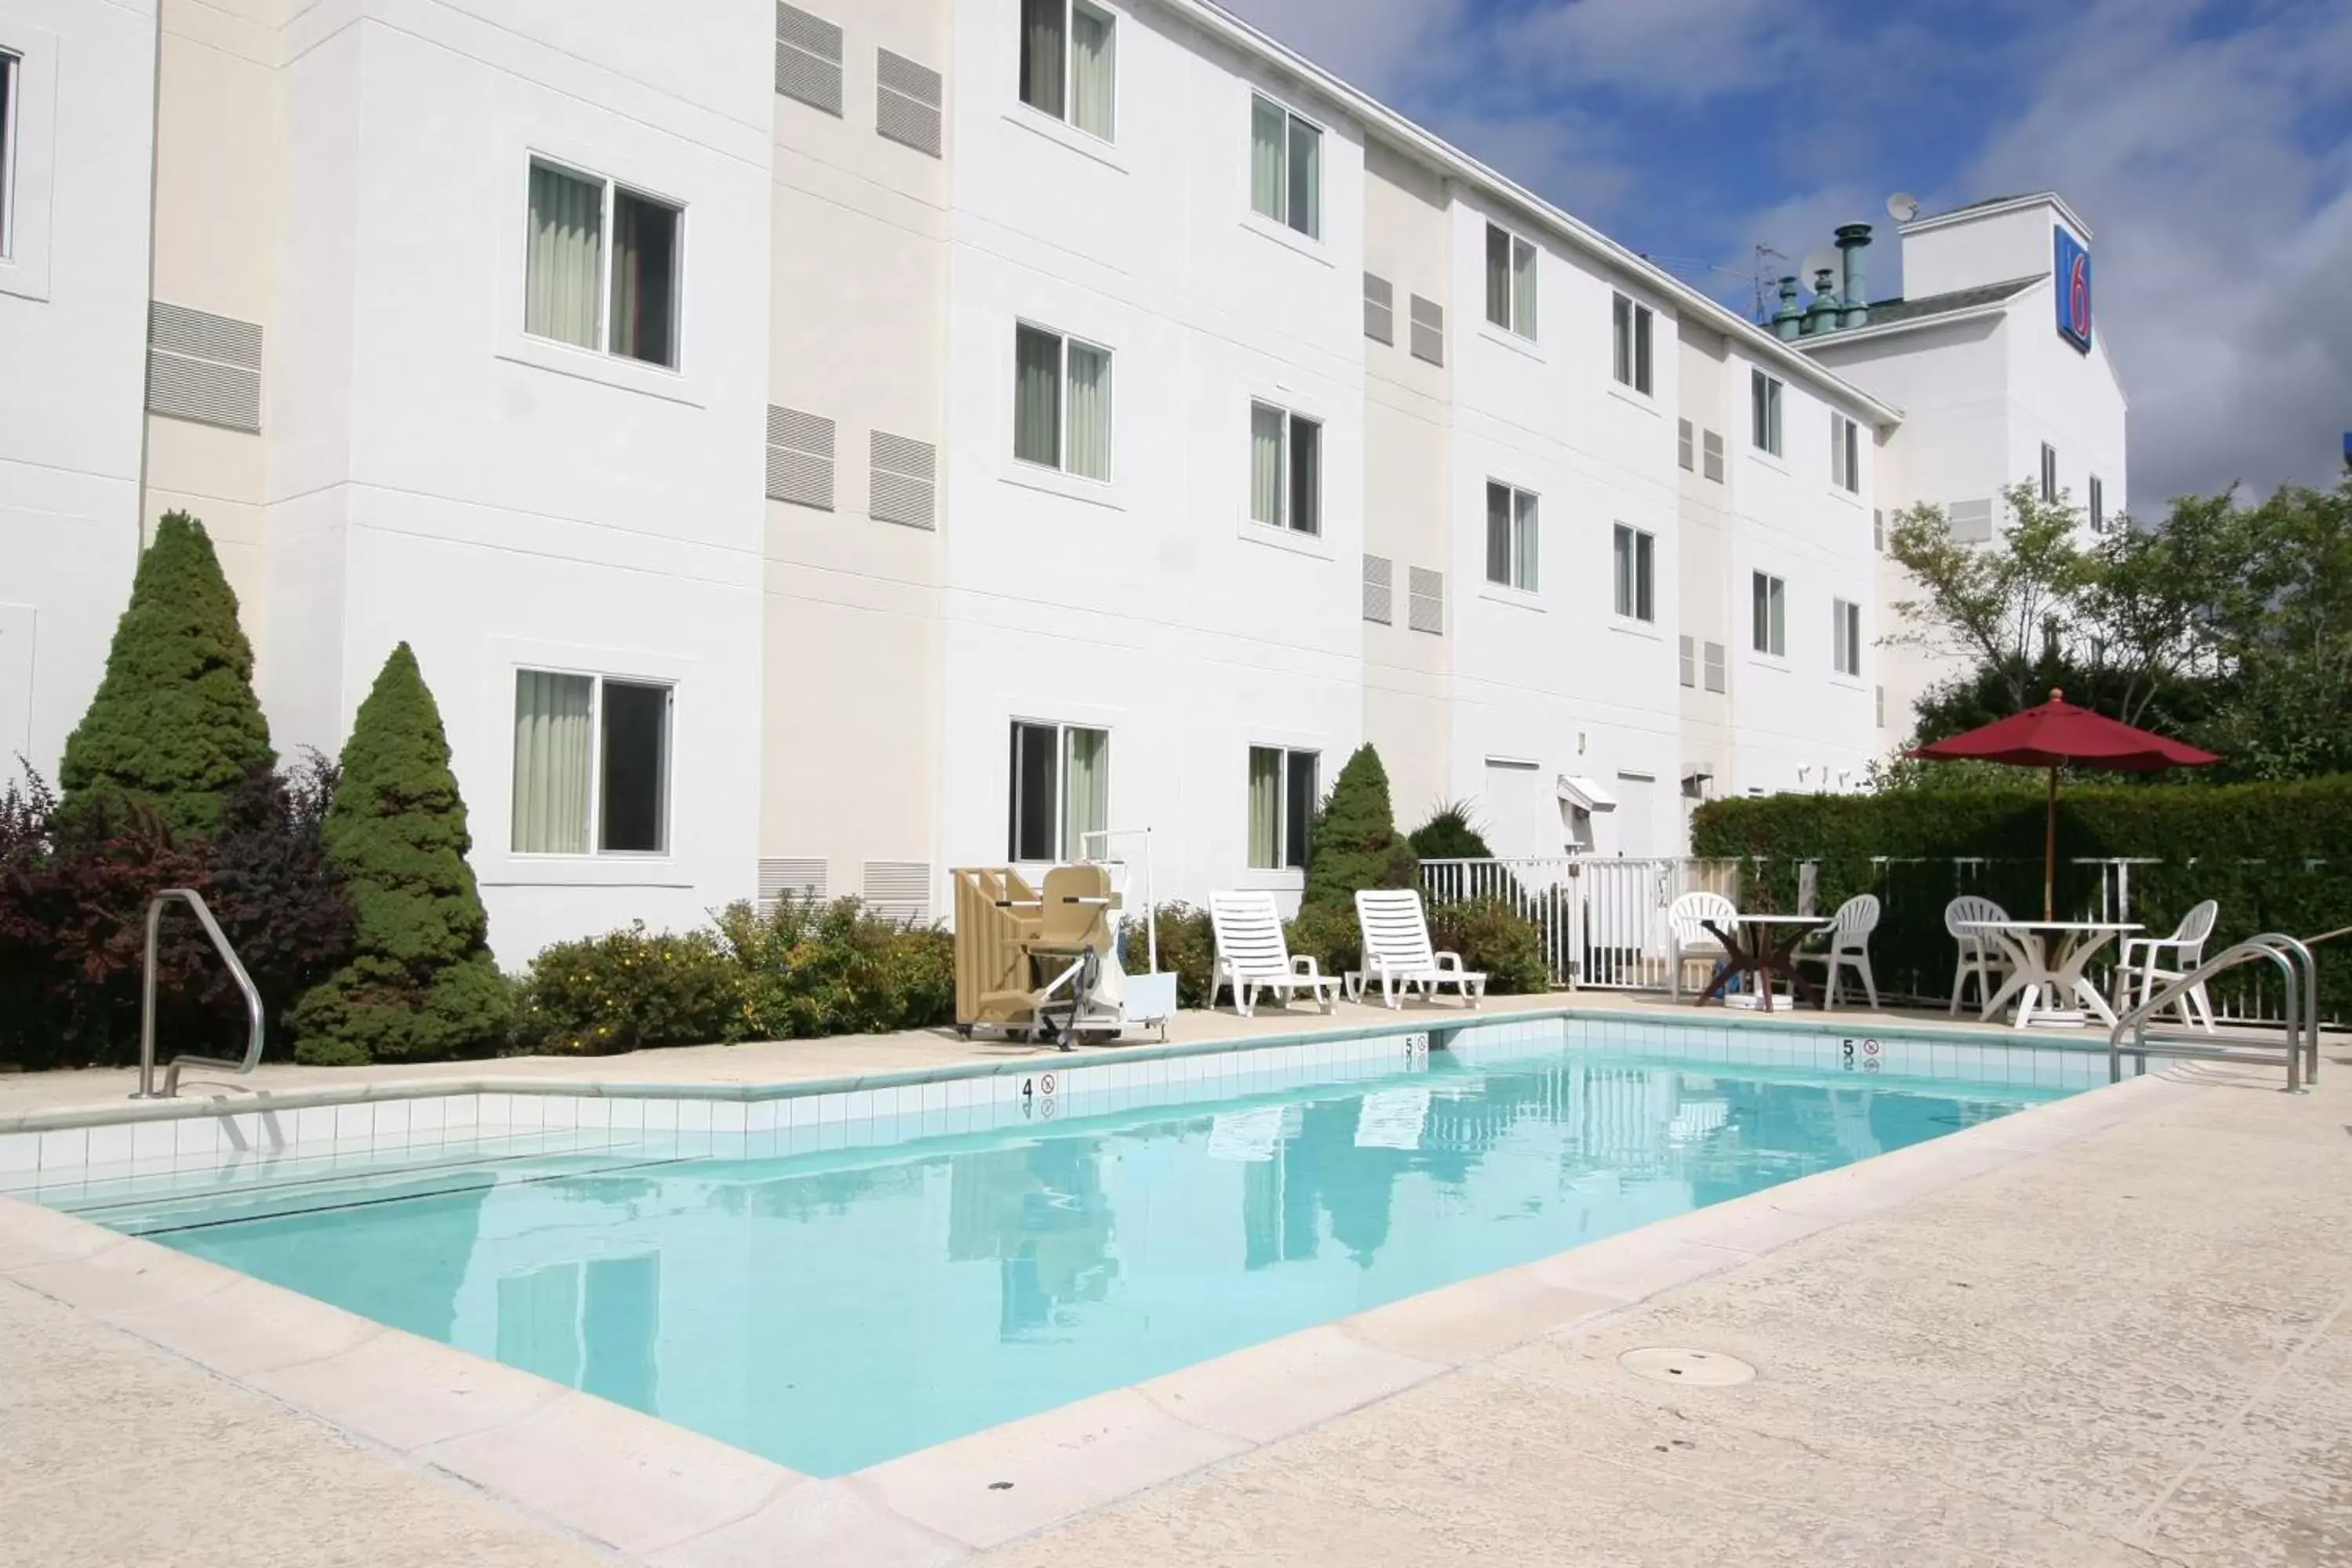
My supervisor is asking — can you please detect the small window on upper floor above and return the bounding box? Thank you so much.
[1750,370,1784,456]
[1485,223,1537,338]
[1832,597,1862,677]
[0,50,17,260]
[1486,481,1539,591]
[1020,0,1116,142]
[2041,441,2059,504]
[1250,400,1321,536]
[2090,474,2106,534]
[525,159,681,369]
[1613,524,1654,622]
[1751,572,1786,657]
[1014,322,1113,481]
[1830,412,1860,492]
[1611,293,1653,394]
[1250,95,1321,239]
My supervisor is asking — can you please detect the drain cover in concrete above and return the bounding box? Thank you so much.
[1617,1347,1756,1387]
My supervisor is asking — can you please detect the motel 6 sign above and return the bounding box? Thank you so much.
[2054,227,2093,354]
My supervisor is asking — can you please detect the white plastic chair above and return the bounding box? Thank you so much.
[1208,891,1341,1017]
[1795,895,1881,1011]
[1667,891,1738,1000]
[1946,895,2013,1013]
[1352,889,1487,1009]
[2112,899,2220,1033]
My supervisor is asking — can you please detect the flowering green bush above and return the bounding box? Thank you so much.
[510,924,750,1055]
[1428,897,1551,994]
[713,895,953,1039]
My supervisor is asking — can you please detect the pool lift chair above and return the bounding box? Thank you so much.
[952,854,1174,1049]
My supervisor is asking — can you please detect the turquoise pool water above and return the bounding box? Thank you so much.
[67,1023,2073,1475]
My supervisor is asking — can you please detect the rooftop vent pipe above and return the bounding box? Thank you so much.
[1771,275,1802,340]
[1801,268,1840,336]
[1835,223,1872,328]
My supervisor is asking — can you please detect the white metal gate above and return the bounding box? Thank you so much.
[1420,857,1744,990]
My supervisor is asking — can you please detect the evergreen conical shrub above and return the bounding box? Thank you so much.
[1301,744,1420,916]
[59,511,274,836]
[289,644,510,1064]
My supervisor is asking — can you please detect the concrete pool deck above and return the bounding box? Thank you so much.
[4,999,2347,1566]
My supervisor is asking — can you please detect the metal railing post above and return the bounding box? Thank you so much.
[132,888,266,1101]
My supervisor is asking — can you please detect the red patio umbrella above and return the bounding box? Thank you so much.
[1906,689,2220,920]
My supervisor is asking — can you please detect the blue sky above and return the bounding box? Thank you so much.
[1221,0,2352,511]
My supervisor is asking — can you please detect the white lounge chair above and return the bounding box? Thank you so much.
[1795,894,1882,1011]
[1352,889,1487,1009]
[2112,898,2220,1033]
[1946,895,2013,1013]
[1208,891,1341,1017]
[1667,891,1738,1000]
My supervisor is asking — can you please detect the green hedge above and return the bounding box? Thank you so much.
[1691,780,2352,1018]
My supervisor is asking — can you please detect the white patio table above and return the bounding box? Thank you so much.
[1959,919,2142,1029]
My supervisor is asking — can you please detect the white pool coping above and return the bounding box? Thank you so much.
[0,1011,2190,1565]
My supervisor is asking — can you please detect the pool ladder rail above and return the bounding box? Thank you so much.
[132,888,265,1101]
[2107,931,2326,1093]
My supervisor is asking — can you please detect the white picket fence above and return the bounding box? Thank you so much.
[1420,857,1744,990]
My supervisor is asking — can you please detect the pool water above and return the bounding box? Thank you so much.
[81,1027,2068,1475]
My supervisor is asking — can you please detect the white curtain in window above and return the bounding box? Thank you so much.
[1287,118,1320,238]
[1247,747,1281,869]
[1250,404,1285,526]
[1065,341,1112,480]
[526,163,603,350]
[1071,3,1115,138]
[512,670,593,854]
[1014,326,1061,467]
[1062,728,1109,857]
[1514,492,1539,590]
[1250,98,1286,223]
[1512,238,1537,336]
[1019,0,1065,118]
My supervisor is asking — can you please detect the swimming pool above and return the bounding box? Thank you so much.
[23,1016,2089,1475]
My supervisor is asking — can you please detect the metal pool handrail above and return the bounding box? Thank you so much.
[2107,932,2316,1092]
[133,889,265,1101]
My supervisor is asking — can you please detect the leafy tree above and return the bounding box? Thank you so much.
[1301,744,1418,916]
[1408,800,1495,861]
[1885,481,2094,716]
[289,644,509,1064]
[59,511,274,835]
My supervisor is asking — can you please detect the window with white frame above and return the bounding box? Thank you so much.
[1486,481,1538,591]
[524,159,681,369]
[1249,95,1322,239]
[1831,412,1860,492]
[1018,0,1115,140]
[1612,524,1654,622]
[1249,401,1321,535]
[1751,572,1786,656]
[1750,369,1783,456]
[1246,746,1318,870]
[1013,323,1112,480]
[1484,223,1537,338]
[1832,597,1862,676]
[0,50,16,260]
[1009,720,1109,862]
[2090,474,2106,533]
[1611,293,1653,394]
[2041,441,2059,503]
[511,670,673,855]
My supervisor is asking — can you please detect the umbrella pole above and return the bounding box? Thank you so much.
[2043,766,2058,923]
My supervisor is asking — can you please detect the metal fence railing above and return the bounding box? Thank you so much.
[1421,854,2342,1027]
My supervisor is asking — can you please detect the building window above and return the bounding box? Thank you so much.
[1611,293,1653,394]
[525,160,682,369]
[1020,0,1116,140]
[1677,419,1694,472]
[1484,223,1537,338]
[2089,474,2105,533]
[1009,720,1109,862]
[1831,412,1860,492]
[1485,481,1538,590]
[1249,401,1321,535]
[0,51,16,260]
[2041,441,2059,503]
[1875,684,1886,728]
[1751,572,1786,656]
[1013,323,1112,480]
[1678,634,1696,688]
[1750,370,1783,456]
[1612,524,1654,622]
[1250,95,1321,239]
[1702,428,1725,483]
[1247,746,1318,870]
[1833,597,1862,676]
[511,670,672,855]
[1873,508,1885,550]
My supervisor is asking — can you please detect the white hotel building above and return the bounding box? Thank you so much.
[0,0,2128,963]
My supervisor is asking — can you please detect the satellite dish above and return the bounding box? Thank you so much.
[1800,247,1840,290]
[1887,191,1921,223]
